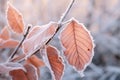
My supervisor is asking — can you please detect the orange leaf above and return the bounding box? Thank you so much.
[60,19,94,73]
[0,27,10,40]
[27,55,45,68]
[0,39,19,48]
[10,63,38,80]
[23,22,58,54]
[7,2,24,34]
[45,45,64,80]
[24,64,38,80]
[10,69,28,80]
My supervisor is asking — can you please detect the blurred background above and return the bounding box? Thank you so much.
[0,0,120,80]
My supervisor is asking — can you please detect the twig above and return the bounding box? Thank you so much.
[11,47,40,63]
[11,0,75,63]
[58,0,75,24]
[47,0,75,44]
[89,63,104,75]
[7,26,31,62]
[34,0,75,52]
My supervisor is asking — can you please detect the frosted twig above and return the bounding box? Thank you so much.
[12,0,76,63]
[7,25,31,62]
[58,0,75,24]
[46,0,75,44]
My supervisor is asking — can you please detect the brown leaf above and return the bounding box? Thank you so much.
[7,2,24,34]
[0,39,19,48]
[27,55,45,76]
[26,55,45,68]
[60,19,94,72]
[24,64,38,80]
[10,69,28,80]
[45,45,64,80]
[23,22,58,54]
[26,55,45,76]
[0,27,10,40]
[10,63,38,80]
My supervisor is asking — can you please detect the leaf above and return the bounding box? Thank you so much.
[10,64,38,80]
[7,2,24,34]
[26,55,45,68]
[0,62,25,74]
[23,22,58,54]
[0,39,19,48]
[24,64,38,80]
[26,55,45,76]
[0,27,10,40]
[44,45,64,80]
[10,69,28,80]
[27,26,41,39]
[60,19,94,74]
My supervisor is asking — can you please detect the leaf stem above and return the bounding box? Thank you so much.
[7,26,31,62]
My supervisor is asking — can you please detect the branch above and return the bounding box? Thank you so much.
[58,0,75,24]
[11,0,75,63]
[7,26,31,62]
[47,0,75,44]
[11,47,40,63]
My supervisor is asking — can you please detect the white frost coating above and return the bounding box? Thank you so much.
[42,46,51,69]
[22,21,57,55]
[28,64,39,80]
[58,34,66,51]
[43,45,65,80]
[43,46,57,80]
[0,62,26,74]
[42,47,54,79]
[60,18,95,77]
